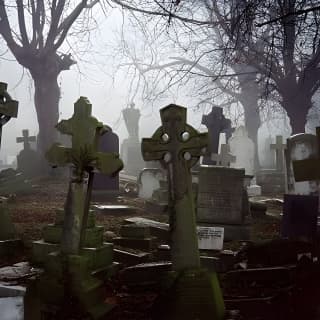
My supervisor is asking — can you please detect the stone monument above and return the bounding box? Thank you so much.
[142,104,225,320]
[201,106,233,165]
[121,102,145,176]
[25,97,123,320]
[257,135,287,194]
[229,126,255,175]
[16,129,41,178]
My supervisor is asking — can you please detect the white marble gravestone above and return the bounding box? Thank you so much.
[229,126,255,175]
[138,168,166,200]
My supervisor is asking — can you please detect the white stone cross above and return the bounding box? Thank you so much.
[211,144,236,167]
[270,135,287,172]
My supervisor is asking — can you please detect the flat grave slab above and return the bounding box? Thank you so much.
[92,204,138,215]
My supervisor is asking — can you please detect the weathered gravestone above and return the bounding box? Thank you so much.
[16,129,41,178]
[142,104,225,320]
[257,135,287,194]
[229,126,255,175]
[138,168,166,200]
[201,106,233,165]
[25,97,123,320]
[286,133,318,195]
[121,102,145,176]
[92,129,120,200]
[0,82,20,256]
[211,144,236,167]
[197,165,250,241]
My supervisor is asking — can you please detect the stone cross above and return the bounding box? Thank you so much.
[16,129,36,151]
[201,106,233,165]
[293,127,320,183]
[46,97,123,255]
[211,144,236,167]
[142,104,208,271]
[0,82,18,149]
[270,135,286,172]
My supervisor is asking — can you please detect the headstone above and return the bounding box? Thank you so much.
[16,129,41,178]
[92,130,120,199]
[211,144,236,167]
[121,102,145,176]
[142,104,225,320]
[25,97,123,320]
[197,166,245,225]
[270,135,286,172]
[229,126,255,175]
[286,133,318,195]
[201,106,233,165]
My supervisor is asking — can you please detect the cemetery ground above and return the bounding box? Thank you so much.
[2,175,320,319]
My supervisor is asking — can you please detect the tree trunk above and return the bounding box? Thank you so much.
[282,94,311,135]
[33,73,60,155]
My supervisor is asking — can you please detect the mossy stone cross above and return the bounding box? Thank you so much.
[142,104,208,270]
[46,97,123,254]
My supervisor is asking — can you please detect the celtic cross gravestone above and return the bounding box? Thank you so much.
[142,104,225,319]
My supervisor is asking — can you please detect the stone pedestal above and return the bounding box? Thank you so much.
[197,166,250,241]
[32,209,116,277]
[113,224,155,251]
[256,169,285,194]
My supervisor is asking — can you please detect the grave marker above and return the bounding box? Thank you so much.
[197,226,224,251]
[270,135,286,172]
[142,104,225,320]
[16,129,36,151]
[211,144,236,167]
[201,106,233,165]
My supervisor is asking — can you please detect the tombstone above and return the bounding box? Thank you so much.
[142,104,225,320]
[92,130,120,200]
[16,129,41,178]
[211,144,236,167]
[286,133,318,195]
[25,97,123,320]
[0,82,20,257]
[201,106,233,165]
[121,102,145,177]
[229,126,255,175]
[278,131,320,241]
[256,135,287,194]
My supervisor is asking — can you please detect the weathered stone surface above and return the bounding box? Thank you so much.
[113,237,155,251]
[93,204,138,215]
[120,224,151,238]
[113,248,151,266]
[256,169,285,194]
[197,166,245,225]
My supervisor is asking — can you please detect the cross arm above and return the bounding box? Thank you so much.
[141,137,169,161]
[94,152,123,176]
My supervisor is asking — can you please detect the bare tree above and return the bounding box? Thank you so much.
[0,0,99,156]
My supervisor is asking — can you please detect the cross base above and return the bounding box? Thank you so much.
[24,252,114,320]
[151,268,225,320]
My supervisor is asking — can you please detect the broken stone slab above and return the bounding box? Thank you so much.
[120,224,151,239]
[0,262,41,282]
[112,236,156,251]
[92,204,139,215]
[113,248,151,266]
[124,217,169,241]
[120,262,172,286]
